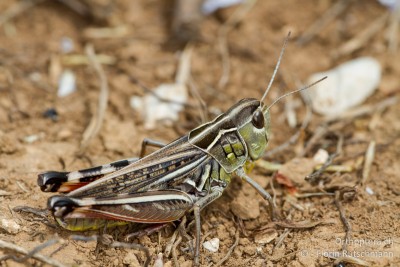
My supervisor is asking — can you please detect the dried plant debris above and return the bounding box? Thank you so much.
[130,46,192,130]
[0,239,66,267]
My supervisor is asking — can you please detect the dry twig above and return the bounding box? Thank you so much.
[15,180,29,193]
[79,44,109,151]
[333,256,371,266]
[387,6,400,53]
[258,219,334,231]
[0,190,11,196]
[13,206,49,218]
[361,140,376,186]
[270,178,278,211]
[334,191,352,251]
[213,230,240,267]
[334,12,389,57]
[256,159,351,176]
[61,54,116,66]
[284,94,297,128]
[165,227,179,257]
[295,192,335,198]
[297,0,349,45]
[305,152,338,183]
[274,228,290,250]
[171,236,182,267]
[217,0,257,89]
[0,239,65,267]
[0,0,45,26]
[325,96,398,123]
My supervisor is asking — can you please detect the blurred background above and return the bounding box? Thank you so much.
[0,0,399,266]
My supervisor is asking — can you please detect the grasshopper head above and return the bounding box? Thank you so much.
[238,100,271,161]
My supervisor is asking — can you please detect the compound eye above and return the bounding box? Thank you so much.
[252,109,264,129]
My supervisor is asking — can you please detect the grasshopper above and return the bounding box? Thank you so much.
[37,34,325,265]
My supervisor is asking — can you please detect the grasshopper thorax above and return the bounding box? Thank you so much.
[188,98,270,173]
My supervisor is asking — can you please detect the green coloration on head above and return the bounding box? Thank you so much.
[238,107,270,161]
[189,98,271,172]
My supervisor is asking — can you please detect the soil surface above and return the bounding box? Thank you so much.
[0,1,399,267]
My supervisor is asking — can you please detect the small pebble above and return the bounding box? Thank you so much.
[243,245,256,256]
[153,253,163,267]
[230,190,260,219]
[29,72,42,82]
[306,57,381,116]
[130,48,191,130]
[123,251,141,267]
[0,218,21,234]
[58,129,72,140]
[254,229,278,244]
[366,186,374,195]
[43,108,59,121]
[60,36,74,53]
[130,83,188,130]
[203,238,220,253]
[23,134,40,143]
[58,70,76,98]
[313,149,329,164]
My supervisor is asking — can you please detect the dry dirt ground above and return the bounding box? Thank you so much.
[0,0,399,266]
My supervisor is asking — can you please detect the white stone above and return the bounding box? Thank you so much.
[130,48,191,130]
[130,83,187,130]
[202,0,244,14]
[58,69,76,97]
[203,238,220,253]
[23,134,40,143]
[0,218,21,234]
[366,186,374,195]
[378,0,399,9]
[254,229,278,244]
[313,149,329,164]
[60,37,74,53]
[153,253,164,267]
[306,57,381,116]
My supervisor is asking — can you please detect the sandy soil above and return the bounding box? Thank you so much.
[0,0,399,266]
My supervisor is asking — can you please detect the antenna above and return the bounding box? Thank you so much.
[260,31,291,106]
[264,76,327,112]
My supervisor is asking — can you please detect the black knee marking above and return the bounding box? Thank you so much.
[37,171,68,192]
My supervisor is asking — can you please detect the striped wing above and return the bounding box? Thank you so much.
[49,190,194,225]
[38,158,139,193]
[67,136,210,198]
